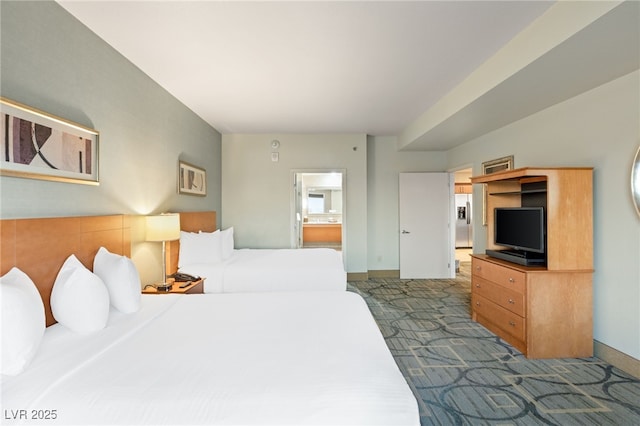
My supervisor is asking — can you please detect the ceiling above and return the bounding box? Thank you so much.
[57,1,638,151]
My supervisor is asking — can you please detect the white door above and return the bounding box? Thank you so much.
[399,172,454,279]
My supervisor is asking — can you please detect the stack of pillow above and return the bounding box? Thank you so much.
[178,227,233,268]
[0,247,141,376]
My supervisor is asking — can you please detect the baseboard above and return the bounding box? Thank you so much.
[347,272,368,281]
[594,340,640,379]
[368,270,400,279]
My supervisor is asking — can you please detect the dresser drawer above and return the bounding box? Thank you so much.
[472,294,525,341]
[472,258,525,294]
[472,276,524,316]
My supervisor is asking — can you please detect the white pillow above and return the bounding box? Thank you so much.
[178,229,222,267]
[220,227,234,259]
[93,247,141,314]
[0,267,46,376]
[51,255,109,334]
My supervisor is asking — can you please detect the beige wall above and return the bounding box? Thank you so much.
[0,2,222,285]
[221,133,367,273]
[366,136,447,271]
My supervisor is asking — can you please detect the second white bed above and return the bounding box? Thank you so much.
[180,248,347,293]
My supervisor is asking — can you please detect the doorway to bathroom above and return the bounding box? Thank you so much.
[291,171,345,252]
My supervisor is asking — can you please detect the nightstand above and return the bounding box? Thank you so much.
[142,278,204,294]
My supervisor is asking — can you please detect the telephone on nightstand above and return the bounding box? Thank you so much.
[169,272,200,282]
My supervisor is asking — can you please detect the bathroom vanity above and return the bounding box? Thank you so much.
[303,223,342,243]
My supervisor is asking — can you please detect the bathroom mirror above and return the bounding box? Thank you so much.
[632,145,640,218]
[307,189,342,214]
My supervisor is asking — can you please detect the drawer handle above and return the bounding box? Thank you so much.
[476,266,481,271]
[509,277,515,283]
[475,284,480,288]
[476,301,480,306]
[509,321,516,327]
[508,299,515,304]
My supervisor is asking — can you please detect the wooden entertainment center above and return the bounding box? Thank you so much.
[470,167,593,358]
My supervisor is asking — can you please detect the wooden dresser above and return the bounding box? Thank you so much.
[471,255,593,358]
[470,167,594,359]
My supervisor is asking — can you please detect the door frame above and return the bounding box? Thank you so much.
[290,169,346,264]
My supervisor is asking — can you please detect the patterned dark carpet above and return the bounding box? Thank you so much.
[348,262,640,425]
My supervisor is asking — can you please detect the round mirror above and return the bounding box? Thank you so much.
[633,145,640,218]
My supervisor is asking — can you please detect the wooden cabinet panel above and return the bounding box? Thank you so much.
[303,224,342,243]
[473,293,525,342]
[472,258,525,294]
[473,275,524,316]
[525,272,593,358]
[455,183,472,194]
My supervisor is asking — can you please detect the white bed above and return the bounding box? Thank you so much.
[167,212,347,293]
[3,291,419,425]
[179,248,347,293]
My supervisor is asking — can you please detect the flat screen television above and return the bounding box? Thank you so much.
[494,207,545,254]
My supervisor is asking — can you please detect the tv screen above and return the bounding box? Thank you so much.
[494,207,545,253]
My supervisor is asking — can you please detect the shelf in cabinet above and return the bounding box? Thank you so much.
[489,189,547,196]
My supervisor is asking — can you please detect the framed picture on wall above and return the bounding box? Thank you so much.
[481,155,514,225]
[0,97,99,185]
[178,160,206,196]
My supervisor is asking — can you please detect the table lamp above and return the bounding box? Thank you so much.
[146,213,180,291]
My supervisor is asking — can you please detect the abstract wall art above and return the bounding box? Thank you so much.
[178,160,206,196]
[1,98,99,185]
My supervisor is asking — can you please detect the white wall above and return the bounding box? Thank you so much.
[222,133,367,273]
[447,71,640,360]
[367,136,447,271]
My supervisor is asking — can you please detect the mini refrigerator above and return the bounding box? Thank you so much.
[455,194,473,248]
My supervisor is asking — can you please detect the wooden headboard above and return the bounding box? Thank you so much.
[166,211,217,275]
[0,215,131,327]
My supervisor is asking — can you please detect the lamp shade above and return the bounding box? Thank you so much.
[146,213,180,242]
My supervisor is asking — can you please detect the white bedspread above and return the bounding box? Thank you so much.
[2,292,418,425]
[180,248,347,293]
